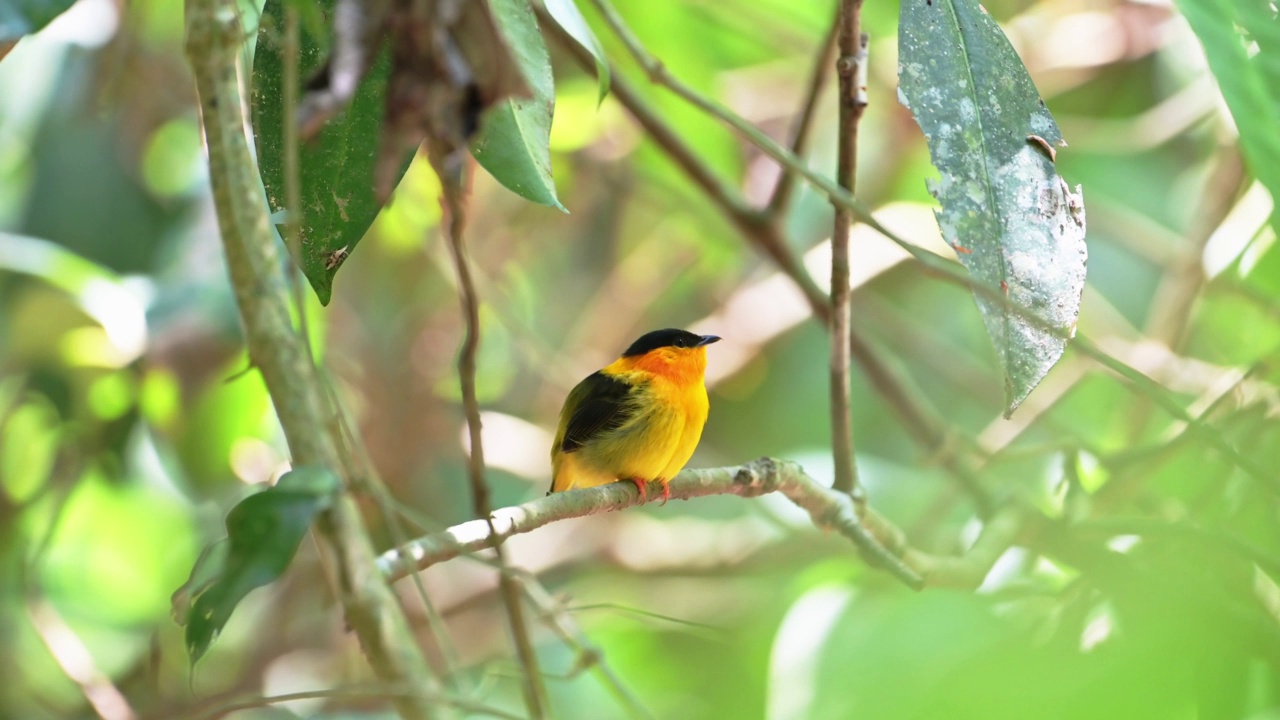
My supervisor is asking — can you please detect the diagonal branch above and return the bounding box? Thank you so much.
[767,13,839,216]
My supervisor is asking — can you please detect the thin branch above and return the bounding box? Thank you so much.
[433,147,548,719]
[28,600,137,720]
[379,458,927,589]
[767,14,839,215]
[828,0,868,496]
[183,4,440,718]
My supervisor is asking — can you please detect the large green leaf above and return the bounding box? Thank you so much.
[252,0,407,305]
[0,0,76,41]
[544,0,610,104]
[471,0,566,211]
[176,467,339,664]
[898,0,1087,416]
[1177,0,1280,237]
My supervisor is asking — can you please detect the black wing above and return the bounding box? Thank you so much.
[560,372,638,453]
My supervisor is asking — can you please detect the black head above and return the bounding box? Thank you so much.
[622,328,721,357]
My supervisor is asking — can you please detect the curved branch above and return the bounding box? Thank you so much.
[378,459,925,589]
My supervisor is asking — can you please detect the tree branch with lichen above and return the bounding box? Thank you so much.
[183,2,440,718]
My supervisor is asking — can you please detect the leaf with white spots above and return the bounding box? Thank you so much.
[898,0,1087,416]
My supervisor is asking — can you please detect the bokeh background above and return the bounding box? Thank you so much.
[3,0,1279,718]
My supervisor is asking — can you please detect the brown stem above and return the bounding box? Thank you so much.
[767,16,839,216]
[433,147,548,719]
[829,0,868,496]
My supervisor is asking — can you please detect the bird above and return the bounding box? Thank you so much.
[549,328,720,504]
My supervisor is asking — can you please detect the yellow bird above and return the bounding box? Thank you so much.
[550,328,720,503]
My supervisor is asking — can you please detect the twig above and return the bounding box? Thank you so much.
[434,147,548,718]
[767,17,839,216]
[183,4,440,718]
[518,574,657,720]
[379,458,926,589]
[28,600,137,720]
[828,0,868,496]
[320,374,469,689]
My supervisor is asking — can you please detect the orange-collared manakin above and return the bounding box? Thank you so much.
[549,328,720,503]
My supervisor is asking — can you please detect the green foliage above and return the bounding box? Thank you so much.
[1177,0,1280,237]
[471,0,567,212]
[898,0,1087,416]
[252,0,406,306]
[544,0,611,104]
[176,466,340,664]
[4,0,1280,718]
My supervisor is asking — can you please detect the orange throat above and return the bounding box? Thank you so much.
[609,347,707,386]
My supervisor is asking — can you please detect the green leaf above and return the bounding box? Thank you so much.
[1176,0,1280,237]
[898,0,1087,416]
[252,0,410,305]
[0,0,76,41]
[544,0,611,104]
[471,0,567,211]
[179,467,339,664]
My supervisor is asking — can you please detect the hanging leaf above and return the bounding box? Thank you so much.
[252,0,408,306]
[544,0,611,104]
[898,0,1087,416]
[1176,0,1280,237]
[0,0,77,42]
[177,467,339,665]
[471,0,567,211]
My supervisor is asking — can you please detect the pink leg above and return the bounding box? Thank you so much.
[658,481,671,506]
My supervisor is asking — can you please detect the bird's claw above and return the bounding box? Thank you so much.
[626,477,649,503]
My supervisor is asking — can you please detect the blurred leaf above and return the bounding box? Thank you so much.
[544,0,610,104]
[0,0,76,42]
[181,467,339,664]
[1177,0,1280,237]
[471,0,566,211]
[253,0,407,305]
[898,0,1088,416]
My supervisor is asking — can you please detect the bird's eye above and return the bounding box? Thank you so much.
[674,338,686,348]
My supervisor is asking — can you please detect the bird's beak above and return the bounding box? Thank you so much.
[697,335,721,347]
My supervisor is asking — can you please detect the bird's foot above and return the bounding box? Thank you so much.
[659,481,671,506]
[625,477,649,503]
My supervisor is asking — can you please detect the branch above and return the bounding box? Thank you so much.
[379,459,928,589]
[183,4,440,718]
[767,11,839,216]
[433,147,547,717]
[828,0,868,496]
